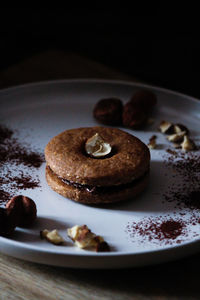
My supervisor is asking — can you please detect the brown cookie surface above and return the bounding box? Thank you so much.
[45,127,150,186]
[45,165,149,204]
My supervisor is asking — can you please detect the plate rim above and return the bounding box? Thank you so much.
[0,78,199,105]
[1,232,200,257]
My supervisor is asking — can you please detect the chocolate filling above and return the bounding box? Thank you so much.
[47,166,148,195]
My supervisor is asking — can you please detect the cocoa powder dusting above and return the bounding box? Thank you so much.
[0,125,13,144]
[0,190,12,204]
[126,143,200,246]
[159,220,183,239]
[163,149,200,210]
[125,214,199,245]
[0,139,44,168]
[8,172,40,190]
[0,124,44,205]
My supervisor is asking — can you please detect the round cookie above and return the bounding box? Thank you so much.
[45,127,150,186]
[45,126,150,204]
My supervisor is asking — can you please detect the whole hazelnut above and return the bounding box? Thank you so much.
[6,195,37,227]
[0,207,17,236]
[20,196,37,227]
[130,89,157,112]
[122,102,148,129]
[6,195,23,227]
[0,207,7,236]
[93,98,123,125]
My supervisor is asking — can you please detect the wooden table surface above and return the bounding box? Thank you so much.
[0,50,199,300]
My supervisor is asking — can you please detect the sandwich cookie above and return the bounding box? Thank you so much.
[45,127,150,204]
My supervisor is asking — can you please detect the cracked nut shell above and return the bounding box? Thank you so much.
[181,135,196,151]
[167,131,186,143]
[93,98,123,125]
[174,124,190,135]
[85,133,111,158]
[40,229,64,245]
[159,121,174,134]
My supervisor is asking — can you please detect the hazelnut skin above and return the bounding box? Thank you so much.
[6,195,37,227]
[0,207,17,236]
[122,102,148,129]
[93,98,123,125]
[129,90,157,112]
[6,195,23,227]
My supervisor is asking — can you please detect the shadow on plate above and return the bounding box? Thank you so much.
[6,217,69,244]
[83,159,181,214]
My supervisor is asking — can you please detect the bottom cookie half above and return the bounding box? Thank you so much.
[46,166,149,204]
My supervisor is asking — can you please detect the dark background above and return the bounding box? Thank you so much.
[0,7,200,98]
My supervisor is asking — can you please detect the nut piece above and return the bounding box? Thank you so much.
[159,121,174,134]
[173,143,181,149]
[6,195,37,227]
[67,225,81,241]
[40,229,49,239]
[159,121,193,150]
[67,225,110,252]
[181,135,196,151]
[148,135,157,149]
[123,102,148,129]
[95,239,110,252]
[93,98,123,125]
[85,133,111,158]
[167,131,186,143]
[40,229,64,245]
[174,124,189,135]
[67,225,96,248]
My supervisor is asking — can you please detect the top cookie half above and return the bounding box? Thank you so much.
[45,127,150,186]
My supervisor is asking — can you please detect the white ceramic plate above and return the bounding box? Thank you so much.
[0,79,200,269]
